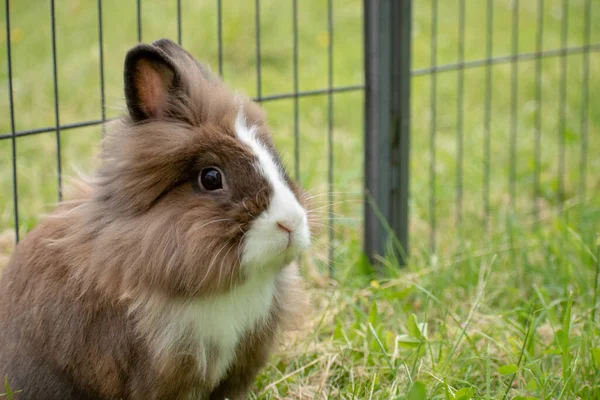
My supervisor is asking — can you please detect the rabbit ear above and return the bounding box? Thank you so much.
[152,38,195,62]
[124,42,181,122]
[153,38,219,85]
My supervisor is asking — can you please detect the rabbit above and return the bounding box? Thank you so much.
[0,38,311,400]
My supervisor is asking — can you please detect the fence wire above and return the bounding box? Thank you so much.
[1,0,366,274]
[2,0,598,263]
[415,0,598,253]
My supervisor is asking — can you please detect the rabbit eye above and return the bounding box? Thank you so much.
[199,168,223,191]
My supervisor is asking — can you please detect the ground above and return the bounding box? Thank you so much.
[1,0,600,398]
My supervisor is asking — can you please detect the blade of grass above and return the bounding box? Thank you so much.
[503,305,536,400]
[368,322,396,372]
[561,292,573,395]
[259,356,326,395]
[440,256,495,373]
[593,234,600,323]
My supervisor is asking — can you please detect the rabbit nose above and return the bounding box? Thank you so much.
[276,221,293,234]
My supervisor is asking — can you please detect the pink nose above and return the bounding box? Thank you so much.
[276,221,293,234]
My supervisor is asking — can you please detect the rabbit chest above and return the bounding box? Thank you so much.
[143,272,278,388]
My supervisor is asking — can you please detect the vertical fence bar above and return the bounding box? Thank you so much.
[255,0,262,101]
[534,0,544,226]
[292,0,300,181]
[137,0,142,42]
[483,0,493,228]
[50,0,62,201]
[580,0,591,202]
[429,0,437,253]
[5,0,19,242]
[98,0,106,135]
[217,0,223,76]
[327,0,334,272]
[177,0,182,45]
[557,0,568,211]
[364,0,412,265]
[509,0,519,209]
[456,0,465,227]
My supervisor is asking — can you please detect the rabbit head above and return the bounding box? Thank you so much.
[66,39,310,298]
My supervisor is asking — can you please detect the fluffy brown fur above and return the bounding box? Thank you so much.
[0,38,308,400]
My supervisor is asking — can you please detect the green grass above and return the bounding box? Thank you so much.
[1,0,600,398]
[257,208,600,399]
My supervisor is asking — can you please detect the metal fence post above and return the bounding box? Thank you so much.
[364,0,412,265]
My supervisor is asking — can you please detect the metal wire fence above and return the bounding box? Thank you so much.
[1,0,363,273]
[413,0,597,254]
[1,1,599,267]
[366,0,598,262]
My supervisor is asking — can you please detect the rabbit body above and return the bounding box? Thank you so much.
[0,39,309,400]
[0,221,299,400]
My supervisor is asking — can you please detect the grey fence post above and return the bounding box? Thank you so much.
[364,0,412,265]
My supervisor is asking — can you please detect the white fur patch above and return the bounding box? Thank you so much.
[181,272,276,384]
[234,111,310,269]
[139,271,277,389]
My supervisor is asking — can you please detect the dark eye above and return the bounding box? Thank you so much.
[199,168,223,191]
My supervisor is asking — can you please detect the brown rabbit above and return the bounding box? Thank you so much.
[0,38,310,400]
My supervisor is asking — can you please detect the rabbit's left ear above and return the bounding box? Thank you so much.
[124,40,182,122]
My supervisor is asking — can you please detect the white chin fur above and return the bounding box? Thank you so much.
[234,110,310,270]
[241,200,310,270]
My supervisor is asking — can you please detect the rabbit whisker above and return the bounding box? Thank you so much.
[195,218,235,231]
[218,241,237,289]
[215,238,237,289]
[198,237,234,288]
[254,186,269,205]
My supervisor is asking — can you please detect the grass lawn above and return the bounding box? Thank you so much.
[1,0,600,398]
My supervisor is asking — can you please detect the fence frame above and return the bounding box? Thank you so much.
[363,0,411,265]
